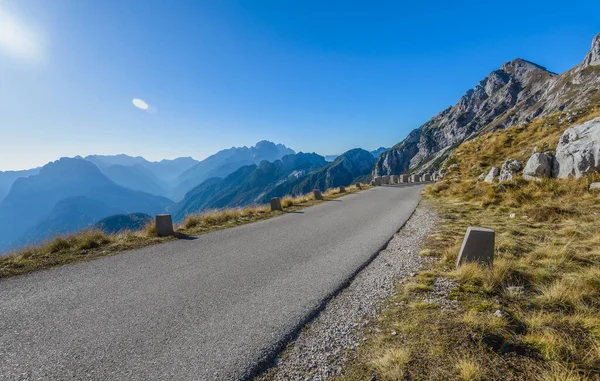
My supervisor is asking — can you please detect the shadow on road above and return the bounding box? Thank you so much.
[174,233,198,241]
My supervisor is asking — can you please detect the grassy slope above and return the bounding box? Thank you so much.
[338,105,600,380]
[0,184,370,280]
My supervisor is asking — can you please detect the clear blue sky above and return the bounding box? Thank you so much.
[1,0,599,170]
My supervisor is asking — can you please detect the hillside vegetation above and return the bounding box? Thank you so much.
[0,184,370,279]
[339,105,600,380]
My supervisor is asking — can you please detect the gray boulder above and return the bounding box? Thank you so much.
[499,159,523,182]
[553,118,600,178]
[484,167,500,183]
[523,152,553,181]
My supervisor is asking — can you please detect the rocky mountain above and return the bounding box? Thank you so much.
[374,33,600,176]
[370,147,389,158]
[100,164,169,198]
[0,158,173,252]
[324,147,389,162]
[0,168,40,203]
[174,152,327,220]
[267,148,376,198]
[172,140,295,201]
[84,154,148,169]
[85,154,198,187]
[94,213,153,234]
[18,197,126,245]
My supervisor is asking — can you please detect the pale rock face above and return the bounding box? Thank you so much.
[584,33,600,67]
[484,167,500,183]
[374,34,600,178]
[523,152,553,179]
[553,118,600,178]
[499,159,523,182]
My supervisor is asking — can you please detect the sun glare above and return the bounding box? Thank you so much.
[0,8,43,62]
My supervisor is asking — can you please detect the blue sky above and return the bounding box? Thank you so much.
[1,0,599,170]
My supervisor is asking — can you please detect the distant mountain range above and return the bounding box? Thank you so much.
[0,168,40,202]
[324,147,388,162]
[174,149,375,220]
[94,213,153,234]
[172,140,295,201]
[0,140,381,253]
[0,158,173,252]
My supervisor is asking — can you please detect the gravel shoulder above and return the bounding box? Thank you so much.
[256,201,438,381]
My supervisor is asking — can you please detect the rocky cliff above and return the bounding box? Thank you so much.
[374,33,600,176]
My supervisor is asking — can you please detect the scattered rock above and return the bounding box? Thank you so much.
[590,182,600,190]
[523,152,553,180]
[499,159,523,182]
[509,213,516,219]
[553,117,600,178]
[494,310,503,317]
[484,167,500,183]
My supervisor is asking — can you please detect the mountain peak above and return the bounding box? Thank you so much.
[583,32,600,67]
[500,58,551,74]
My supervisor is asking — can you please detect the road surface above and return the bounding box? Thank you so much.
[0,184,425,380]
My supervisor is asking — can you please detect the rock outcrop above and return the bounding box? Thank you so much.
[484,167,500,183]
[499,159,523,182]
[553,117,600,178]
[375,33,600,177]
[523,152,553,181]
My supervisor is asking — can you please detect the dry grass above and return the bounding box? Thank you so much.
[1,183,371,279]
[338,106,600,380]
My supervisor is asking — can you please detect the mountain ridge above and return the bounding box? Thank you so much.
[374,33,600,176]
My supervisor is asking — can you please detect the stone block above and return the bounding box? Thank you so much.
[390,175,398,184]
[374,177,382,186]
[423,174,431,182]
[410,174,419,182]
[339,186,346,193]
[313,190,324,200]
[399,174,409,183]
[456,227,495,268]
[382,176,390,185]
[355,182,361,189]
[155,214,174,237]
[270,197,283,211]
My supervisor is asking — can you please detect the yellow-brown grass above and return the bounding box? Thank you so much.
[337,105,600,380]
[1,183,371,279]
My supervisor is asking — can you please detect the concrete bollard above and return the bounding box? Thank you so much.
[399,174,409,183]
[423,174,432,182]
[156,214,174,237]
[456,227,495,268]
[270,197,283,211]
[313,190,324,200]
[339,186,346,193]
[374,177,382,186]
[382,175,390,185]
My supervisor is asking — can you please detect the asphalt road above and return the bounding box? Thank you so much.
[0,184,425,380]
